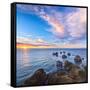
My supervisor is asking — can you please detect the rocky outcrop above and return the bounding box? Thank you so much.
[24,69,47,86]
[23,61,87,86]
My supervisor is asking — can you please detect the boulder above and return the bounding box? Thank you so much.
[52,52,58,57]
[74,55,82,64]
[56,61,63,71]
[47,71,74,84]
[24,69,47,86]
[62,55,67,59]
[64,60,86,82]
[67,53,71,56]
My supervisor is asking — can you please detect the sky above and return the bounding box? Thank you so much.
[16,4,87,49]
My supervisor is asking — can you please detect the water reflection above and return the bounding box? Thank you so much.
[21,49,29,67]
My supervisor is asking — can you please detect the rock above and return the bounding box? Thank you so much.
[67,53,71,56]
[82,58,84,60]
[60,52,62,54]
[47,71,74,84]
[24,69,47,86]
[74,55,82,64]
[56,61,63,71]
[78,70,86,81]
[64,60,86,82]
[64,60,79,71]
[23,60,87,86]
[62,55,67,59]
[52,52,58,57]
[63,51,66,54]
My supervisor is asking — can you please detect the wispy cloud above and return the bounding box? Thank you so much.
[65,8,86,38]
[17,4,87,48]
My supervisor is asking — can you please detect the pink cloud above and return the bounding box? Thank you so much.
[66,8,86,38]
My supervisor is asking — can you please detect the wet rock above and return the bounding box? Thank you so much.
[56,61,63,71]
[64,60,80,72]
[47,71,74,84]
[24,69,47,86]
[64,60,86,82]
[82,58,84,60]
[62,55,67,59]
[60,52,62,54]
[67,53,71,56]
[63,51,66,54]
[52,52,58,57]
[74,55,82,64]
[23,60,87,86]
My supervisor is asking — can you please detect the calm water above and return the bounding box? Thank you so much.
[16,48,87,86]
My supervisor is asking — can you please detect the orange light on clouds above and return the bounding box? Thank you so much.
[16,43,55,49]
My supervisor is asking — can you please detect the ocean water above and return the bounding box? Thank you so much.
[16,48,87,86]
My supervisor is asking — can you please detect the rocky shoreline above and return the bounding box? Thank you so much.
[22,60,87,86]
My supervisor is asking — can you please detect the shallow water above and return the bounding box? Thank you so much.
[16,48,87,86]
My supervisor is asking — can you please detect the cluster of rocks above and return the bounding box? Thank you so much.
[53,51,84,65]
[23,60,87,86]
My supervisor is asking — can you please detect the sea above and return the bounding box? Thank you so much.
[16,48,87,86]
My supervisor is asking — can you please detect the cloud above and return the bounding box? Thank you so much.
[17,37,54,47]
[17,5,87,48]
[40,14,65,38]
[17,4,65,38]
[65,8,86,38]
[36,38,45,43]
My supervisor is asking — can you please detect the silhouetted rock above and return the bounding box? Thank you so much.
[74,55,82,64]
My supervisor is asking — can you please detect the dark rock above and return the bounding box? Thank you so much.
[56,61,63,71]
[62,55,67,59]
[67,53,71,56]
[52,52,58,57]
[60,52,62,54]
[24,69,47,86]
[74,55,82,64]
[23,60,87,86]
[64,60,80,71]
[47,72,74,84]
[63,51,66,54]
[64,60,86,82]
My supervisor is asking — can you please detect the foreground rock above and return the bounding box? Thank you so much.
[64,60,86,82]
[24,69,47,86]
[23,61,87,86]
[74,55,82,64]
